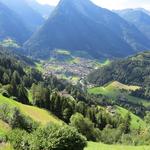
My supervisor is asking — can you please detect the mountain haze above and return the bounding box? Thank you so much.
[0,0,44,32]
[26,0,55,19]
[116,9,150,40]
[0,2,31,43]
[24,0,150,59]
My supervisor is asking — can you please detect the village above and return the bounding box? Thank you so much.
[42,55,101,83]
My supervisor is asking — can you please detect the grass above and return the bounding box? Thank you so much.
[88,81,140,95]
[88,81,147,129]
[85,142,150,150]
[54,49,71,55]
[35,62,44,72]
[0,94,62,125]
[0,120,11,138]
[116,106,146,129]
[88,81,150,107]
[0,143,13,150]
[109,81,140,91]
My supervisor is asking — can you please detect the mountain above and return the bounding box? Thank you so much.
[135,8,150,16]
[24,0,150,59]
[87,51,150,87]
[26,0,55,19]
[116,9,150,40]
[0,2,31,43]
[0,0,44,32]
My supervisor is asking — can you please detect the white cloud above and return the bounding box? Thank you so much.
[37,0,150,10]
[37,0,59,6]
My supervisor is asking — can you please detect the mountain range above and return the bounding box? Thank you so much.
[24,0,150,59]
[0,0,150,58]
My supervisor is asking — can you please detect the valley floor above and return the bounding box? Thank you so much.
[85,142,150,150]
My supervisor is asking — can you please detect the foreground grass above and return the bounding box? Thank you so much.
[0,94,62,125]
[0,143,13,150]
[2,142,150,150]
[85,142,150,150]
[0,120,11,138]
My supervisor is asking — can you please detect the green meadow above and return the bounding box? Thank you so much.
[85,142,150,150]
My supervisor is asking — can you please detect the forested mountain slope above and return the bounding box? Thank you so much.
[88,51,150,86]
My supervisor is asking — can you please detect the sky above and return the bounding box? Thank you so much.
[37,0,150,10]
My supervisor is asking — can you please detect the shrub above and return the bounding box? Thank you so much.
[70,113,97,141]
[29,124,87,150]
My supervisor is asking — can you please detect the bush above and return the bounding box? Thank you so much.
[100,125,122,144]
[29,124,87,150]
[70,113,97,141]
[1,89,10,97]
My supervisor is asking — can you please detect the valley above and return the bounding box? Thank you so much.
[39,50,103,84]
[0,0,150,149]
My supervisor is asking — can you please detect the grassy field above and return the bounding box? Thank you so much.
[1,142,150,150]
[0,143,13,150]
[116,106,146,129]
[88,81,140,95]
[0,94,62,125]
[85,142,150,150]
[88,81,147,129]
[0,120,11,138]
[88,81,150,107]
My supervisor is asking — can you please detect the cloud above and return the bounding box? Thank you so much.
[37,0,59,6]
[37,0,150,10]
[92,0,150,10]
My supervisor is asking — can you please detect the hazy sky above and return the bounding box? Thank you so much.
[37,0,150,10]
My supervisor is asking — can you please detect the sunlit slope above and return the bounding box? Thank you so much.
[0,94,62,125]
[88,81,150,107]
[116,106,146,129]
[0,119,11,138]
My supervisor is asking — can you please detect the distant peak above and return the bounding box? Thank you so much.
[58,0,92,6]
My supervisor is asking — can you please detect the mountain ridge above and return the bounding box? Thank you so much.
[116,8,150,40]
[24,0,150,59]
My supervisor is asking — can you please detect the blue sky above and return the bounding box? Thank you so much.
[37,0,150,10]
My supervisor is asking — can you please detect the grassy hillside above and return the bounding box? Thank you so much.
[0,94,62,125]
[0,119,11,138]
[88,81,150,107]
[116,106,146,129]
[85,142,150,150]
[0,143,13,150]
